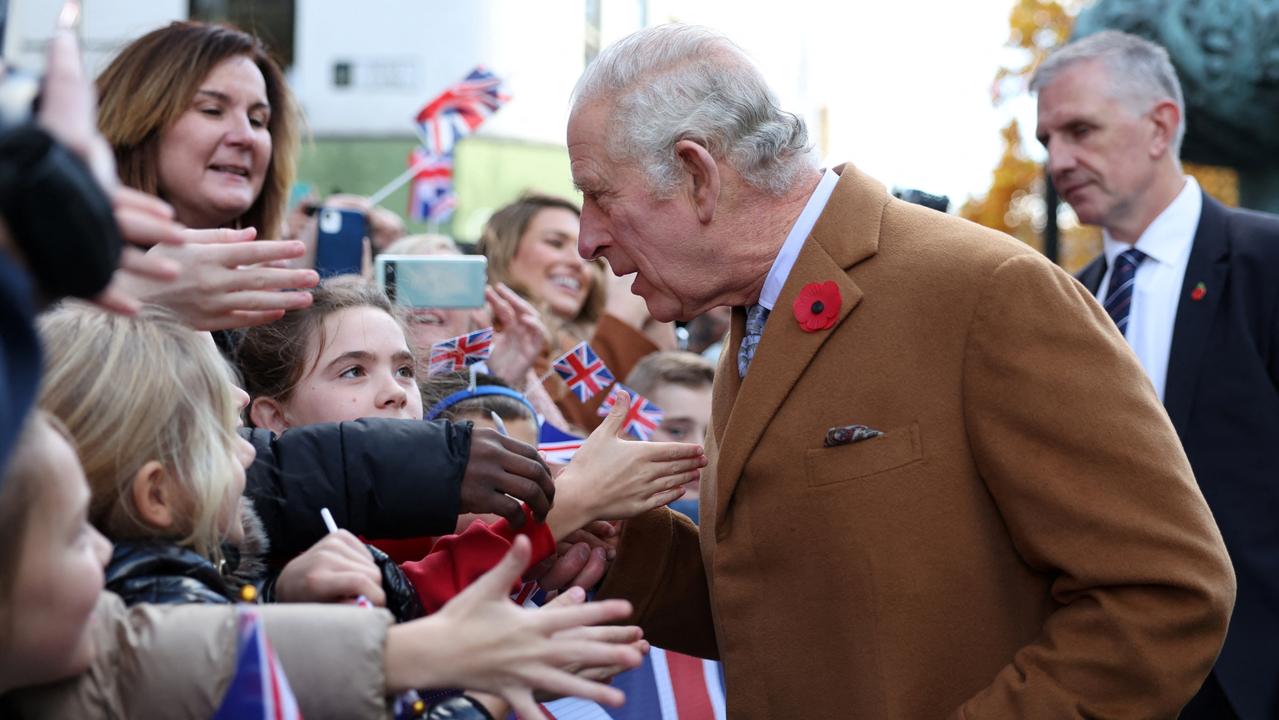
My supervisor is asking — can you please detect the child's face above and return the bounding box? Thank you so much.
[6,424,111,688]
[648,382,712,498]
[279,307,424,428]
[218,386,256,544]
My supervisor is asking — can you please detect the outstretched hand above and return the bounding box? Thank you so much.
[384,536,642,715]
[485,283,549,386]
[115,227,320,330]
[460,427,555,527]
[548,389,707,534]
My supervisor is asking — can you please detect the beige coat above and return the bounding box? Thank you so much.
[8,592,393,719]
[598,165,1236,719]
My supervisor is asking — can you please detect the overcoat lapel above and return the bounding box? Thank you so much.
[1164,192,1230,435]
[712,166,888,539]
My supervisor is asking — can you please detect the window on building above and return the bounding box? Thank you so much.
[189,0,296,68]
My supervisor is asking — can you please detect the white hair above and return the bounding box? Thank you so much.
[1032,30,1186,156]
[573,24,818,197]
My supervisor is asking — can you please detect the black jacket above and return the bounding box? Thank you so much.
[106,502,425,622]
[105,541,239,606]
[241,418,471,568]
[1077,192,1279,719]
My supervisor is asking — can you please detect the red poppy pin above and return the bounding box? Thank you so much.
[1191,281,1207,301]
[793,281,841,332]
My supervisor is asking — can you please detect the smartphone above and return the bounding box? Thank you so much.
[314,207,366,278]
[376,255,488,309]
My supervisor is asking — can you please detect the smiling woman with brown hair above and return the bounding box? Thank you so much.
[96,21,300,240]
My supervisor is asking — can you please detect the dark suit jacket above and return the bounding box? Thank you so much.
[1078,192,1279,720]
[599,165,1235,719]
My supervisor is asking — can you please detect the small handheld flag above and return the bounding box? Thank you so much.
[538,422,584,465]
[414,66,509,157]
[597,385,664,441]
[211,609,303,720]
[428,327,495,375]
[406,147,455,222]
[551,341,615,402]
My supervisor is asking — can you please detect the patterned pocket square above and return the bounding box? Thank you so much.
[824,424,884,448]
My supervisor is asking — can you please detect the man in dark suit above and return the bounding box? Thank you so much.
[1035,30,1279,720]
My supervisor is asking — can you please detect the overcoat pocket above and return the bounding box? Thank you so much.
[804,422,922,487]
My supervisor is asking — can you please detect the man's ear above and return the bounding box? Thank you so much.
[674,139,720,225]
[249,397,290,436]
[131,461,176,530]
[1148,99,1181,159]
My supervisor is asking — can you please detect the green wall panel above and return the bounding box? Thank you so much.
[295,135,578,243]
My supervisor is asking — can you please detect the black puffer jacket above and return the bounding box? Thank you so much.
[105,541,239,605]
[106,501,426,622]
[242,418,471,568]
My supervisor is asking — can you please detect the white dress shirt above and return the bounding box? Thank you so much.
[1095,176,1202,401]
[757,168,841,310]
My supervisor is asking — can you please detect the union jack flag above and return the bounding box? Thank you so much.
[428,327,494,375]
[211,608,302,720]
[537,422,585,465]
[551,342,615,402]
[407,147,455,222]
[539,648,726,720]
[596,385,663,441]
[414,66,509,157]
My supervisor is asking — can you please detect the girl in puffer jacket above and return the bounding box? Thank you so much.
[236,281,708,614]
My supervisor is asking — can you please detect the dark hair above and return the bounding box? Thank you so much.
[236,282,409,413]
[96,21,301,239]
[625,351,715,397]
[420,372,536,425]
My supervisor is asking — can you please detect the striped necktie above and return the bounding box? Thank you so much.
[737,304,770,378]
[1103,248,1146,336]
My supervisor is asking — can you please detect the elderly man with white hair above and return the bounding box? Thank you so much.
[568,24,1235,719]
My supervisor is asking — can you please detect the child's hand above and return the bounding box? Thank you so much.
[384,536,641,714]
[551,389,708,532]
[275,530,385,606]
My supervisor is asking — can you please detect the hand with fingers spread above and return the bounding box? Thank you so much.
[384,536,642,715]
[116,227,320,330]
[531,589,649,702]
[460,427,555,528]
[546,388,707,535]
[274,529,386,606]
[486,283,550,386]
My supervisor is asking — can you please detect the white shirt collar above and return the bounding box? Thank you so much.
[1102,176,1201,268]
[757,168,841,310]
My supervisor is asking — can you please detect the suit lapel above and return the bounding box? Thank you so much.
[1164,192,1230,435]
[712,166,887,539]
[1077,254,1107,295]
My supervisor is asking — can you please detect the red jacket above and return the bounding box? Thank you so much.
[371,505,556,614]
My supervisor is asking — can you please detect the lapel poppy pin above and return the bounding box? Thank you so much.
[793,281,841,332]
[1191,281,1207,301]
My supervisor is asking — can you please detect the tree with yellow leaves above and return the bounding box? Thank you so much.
[960,0,1101,272]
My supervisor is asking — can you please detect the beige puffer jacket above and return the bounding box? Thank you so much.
[8,591,394,719]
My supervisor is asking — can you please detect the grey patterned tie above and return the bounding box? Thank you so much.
[738,304,771,378]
